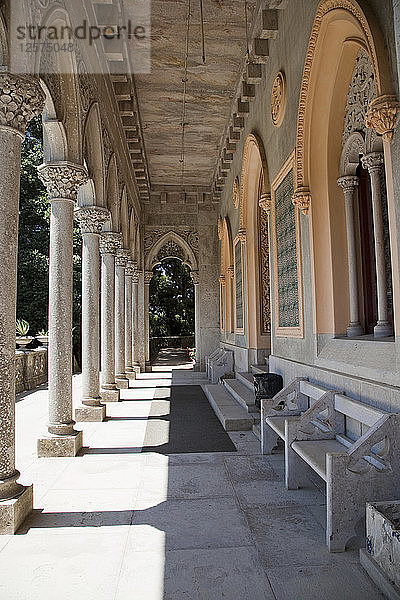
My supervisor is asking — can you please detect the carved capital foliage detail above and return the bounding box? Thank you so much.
[237,228,246,243]
[337,176,359,194]
[0,74,45,135]
[219,275,226,285]
[292,187,311,215]
[125,261,136,277]
[259,192,272,215]
[361,152,384,173]
[115,249,130,267]
[144,271,153,285]
[99,232,123,256]
[38,163,88,201]
[74,206,110,234]
[226,266,235,280]
[366,95,400,142]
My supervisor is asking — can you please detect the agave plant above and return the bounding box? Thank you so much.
[16,319,30,337]
[37,329,49,336]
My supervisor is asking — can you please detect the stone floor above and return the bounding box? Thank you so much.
[0,366,385,599]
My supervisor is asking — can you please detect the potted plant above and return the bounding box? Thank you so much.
[16,319,33,348]
[36,329,49,347]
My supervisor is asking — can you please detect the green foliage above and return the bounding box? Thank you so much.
[149,259,195,338]
[16,319,30,336]
[17,115,83,366]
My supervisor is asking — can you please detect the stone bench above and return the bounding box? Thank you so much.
[207,349,234,384]
[262,377,400,552]
[205,348,223,379]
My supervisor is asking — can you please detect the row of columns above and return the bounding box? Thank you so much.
[338,152,392,338]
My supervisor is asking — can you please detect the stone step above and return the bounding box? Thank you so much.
[203,384,255,431]
[236,371,255,392]
[223,378,259,415]
[252,423,261,441]
[251,364,270,375]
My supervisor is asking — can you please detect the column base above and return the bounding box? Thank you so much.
[0,485,33,535]
[100,388,120,402]
[37,430,83,457]
[145,362,152,373]
[75,404,106,422]
[125,370,136,381]
[374,321,393,338]
[132,363,141,374]
[347,322,363,337]
[116,377,129,389]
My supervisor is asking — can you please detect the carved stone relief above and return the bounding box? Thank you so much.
[144,229,199,257]
[259,207,271,334]
[343,49,376,146]
[271,71,286,127]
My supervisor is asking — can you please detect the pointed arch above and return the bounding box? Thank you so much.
[145,231,198,272]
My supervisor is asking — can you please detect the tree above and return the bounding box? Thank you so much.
[149,259,195,338]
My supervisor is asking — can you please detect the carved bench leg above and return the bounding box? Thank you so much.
[285,444,311,489]
[261,423,279,455]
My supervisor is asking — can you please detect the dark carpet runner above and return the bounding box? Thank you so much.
[141,385,237,454]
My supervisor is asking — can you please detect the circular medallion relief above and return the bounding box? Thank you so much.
[232,177,240,209]
[271,71,286,127]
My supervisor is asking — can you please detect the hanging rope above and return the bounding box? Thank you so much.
[180,0,192,184]
[200,0,206,64]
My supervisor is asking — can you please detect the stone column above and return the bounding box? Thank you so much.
[124,260,135,381]
[36,162,88,457]
[362,153,393,338]
[74,206,110,421]
[132,265,140,371]
[0,74,44,533]
[337,176,363,337]
[144,270,153,369]
[99,232,122,402]
[115,249,130,388]
[191,270,200,367]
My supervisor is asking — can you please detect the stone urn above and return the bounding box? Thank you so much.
[36,335,49,347]
[16,336,33,348]
[253,373,284,409]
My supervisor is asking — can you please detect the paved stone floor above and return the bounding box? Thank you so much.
[0,367,385,599]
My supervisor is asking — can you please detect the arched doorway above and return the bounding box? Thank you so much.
[149,258,195,365]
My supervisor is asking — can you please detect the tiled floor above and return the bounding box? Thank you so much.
[0,369,385,600]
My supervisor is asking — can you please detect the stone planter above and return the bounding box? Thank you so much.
[253,373,284,409]
[36,335,49,347]
[16,336,33,348]
[360,501,400,600]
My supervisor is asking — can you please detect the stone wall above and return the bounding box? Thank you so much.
[15,349,48,395]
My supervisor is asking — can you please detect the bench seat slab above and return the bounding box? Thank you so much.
[292,439,347,482]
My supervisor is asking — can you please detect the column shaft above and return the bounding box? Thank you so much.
[144,271,152,368]
[115,250,129,387]
[125,265,134,377]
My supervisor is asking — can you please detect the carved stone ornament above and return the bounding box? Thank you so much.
[99,232,123,256]
[366,95,400,142]
[156,240,185,263]
[190,270,200,285]
[219,275,226,285]
[292,187,311,215]
[217,217,223,241]
[74,206,110,234]
[343,50,376,146]
[232,177,240,209]
[0,74,45,135]
[115,249,130,267]
[144,271,153,285]
[337,175,359,193]
[237,228,247,243]
[361,152,384,173]
[271,71,286,127]
[125,261,135,277]
[38,163,88,201]
[259,192,272,215]
[144,229,199,255]
[227,266,235,280]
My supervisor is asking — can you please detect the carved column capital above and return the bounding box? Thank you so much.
[125,260,136,277]
[132,265,140,284]
[0,73,45,135]
[292,187,311,215]
[219,275,226,285]
[38,162,88,202]
[115,248,130,267]
[99,232,123,256]
[361,152,384,174]
[337,176,359,194]
[259,192,272,215]
[74,206,110,234]
[190,270,200,285]
[237,228,246,243]
[366,95,400,142]
[226,266,235,280]
[144,270,153,285]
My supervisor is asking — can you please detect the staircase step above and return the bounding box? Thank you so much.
[251,364,270,375]
[236,371,255,391]
[204,384,254,431]
[223,378,259,414]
